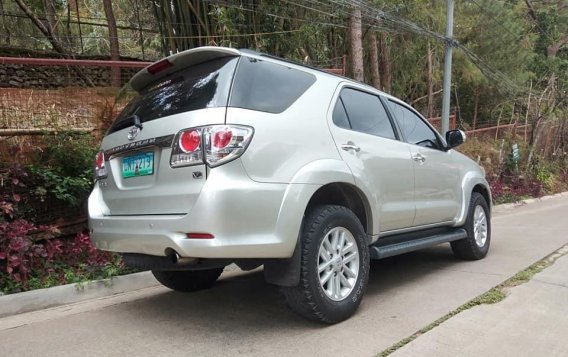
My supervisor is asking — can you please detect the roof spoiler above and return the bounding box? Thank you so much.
[130,46,241,92]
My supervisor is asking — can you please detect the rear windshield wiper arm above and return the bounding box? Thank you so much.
[130,114,143,130]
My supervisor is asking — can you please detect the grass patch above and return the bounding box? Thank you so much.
[377,244,568,357]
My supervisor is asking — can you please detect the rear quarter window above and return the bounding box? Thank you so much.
[229,57,316,114]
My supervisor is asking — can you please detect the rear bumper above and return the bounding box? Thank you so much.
[88,160,319,259]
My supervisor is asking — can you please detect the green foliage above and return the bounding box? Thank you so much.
[0,163,132,295]
[28,133,95,208]
[29,166,91,207]
[535,167,555,192]
[39,133,97,177]
[4,0,161,59]
[530,154,566,193]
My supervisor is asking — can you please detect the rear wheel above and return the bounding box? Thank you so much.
[452,192,491,260]
[152,268,224,292]
[282,205,370,324]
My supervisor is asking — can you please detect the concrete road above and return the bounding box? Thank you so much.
[1,196,567,357]
[391,248,568,357]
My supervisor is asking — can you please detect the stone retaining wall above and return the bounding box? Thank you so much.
[0,64,140,88]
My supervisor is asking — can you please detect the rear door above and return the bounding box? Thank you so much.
[386,99,461,226]
[99,55,239,215]
[327,87,415,232]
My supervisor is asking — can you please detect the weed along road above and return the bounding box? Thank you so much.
[1,195,567,357]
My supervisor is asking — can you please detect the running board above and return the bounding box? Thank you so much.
[370,229,467,260]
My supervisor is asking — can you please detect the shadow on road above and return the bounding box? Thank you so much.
[113,245,464,331]
[0,244,489,357]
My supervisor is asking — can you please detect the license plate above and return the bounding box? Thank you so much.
[122,152,154,178]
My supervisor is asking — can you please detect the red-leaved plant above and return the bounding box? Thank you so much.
[0,219,117,293]
[488,173,544,204]
[1,165,119,294]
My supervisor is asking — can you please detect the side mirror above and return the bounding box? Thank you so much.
[445,130,466,149]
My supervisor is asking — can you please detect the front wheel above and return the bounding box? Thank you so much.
[282,205,370,324]
[152,268,224,292]
[451,192,491,260]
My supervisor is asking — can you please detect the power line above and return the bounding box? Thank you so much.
[3,0,537,96]
[337,0,534,96]
[1,30,302,40]
[206,0,348,29]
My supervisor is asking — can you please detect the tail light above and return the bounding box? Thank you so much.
[94,151,107,180]
[170,125,253,168]
[203,126,253,167]
[171,129,203,168]
[179,130,201,152]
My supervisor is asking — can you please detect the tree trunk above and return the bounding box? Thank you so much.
[43,0,57,35]
[103,0,121,87]
[368,31,381,89]
[527,116,544,168]
[0,0,9,45]
[349,2,364,82]
[472,88,479,130]
[426,42,434,118]
[379,32,392,93]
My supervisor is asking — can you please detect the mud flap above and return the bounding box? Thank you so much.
[263,235,301,287]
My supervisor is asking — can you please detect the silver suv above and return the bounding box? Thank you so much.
[89,46,491,323]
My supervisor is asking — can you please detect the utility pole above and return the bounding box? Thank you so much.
[441,0,454,135]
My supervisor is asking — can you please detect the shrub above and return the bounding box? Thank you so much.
[28,133,96,218]
[489,174,544,204]
[37,133,97,178]
[29,166,91,207]
[0,163,124,295]
[0,134,97,224]
[0,220,121,294]
[0,164,30,222]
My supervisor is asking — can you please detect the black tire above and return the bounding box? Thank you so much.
[451,192,491,260]
[152,268,224,292]
[282,205,370,324]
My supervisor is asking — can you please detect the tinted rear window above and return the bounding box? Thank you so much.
[110,56,238,134]
[229,57,316,113]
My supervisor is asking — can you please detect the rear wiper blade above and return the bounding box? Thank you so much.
[130,114,143,130]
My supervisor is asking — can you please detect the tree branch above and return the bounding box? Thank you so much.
[410,89,443,105]
[524,0,537,21]
[13,0,96,86]
[13,0,66,54]
[547,34,568,57]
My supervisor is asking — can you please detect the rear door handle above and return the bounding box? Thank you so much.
[341,143,360,152]
[412,153,426,163]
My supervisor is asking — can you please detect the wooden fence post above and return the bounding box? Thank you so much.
[452,112,456,130]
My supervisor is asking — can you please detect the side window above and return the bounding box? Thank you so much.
[332,98,351,129]
[230,57,316,114]
[338,88,396,140]
[388,100,440,149]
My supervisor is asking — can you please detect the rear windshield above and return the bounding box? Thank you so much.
[109,56,238,134]
[229,57,316,113]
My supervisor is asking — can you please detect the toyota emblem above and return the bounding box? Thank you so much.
[127,126,140,141]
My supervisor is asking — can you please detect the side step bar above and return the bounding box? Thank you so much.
[370,228,467,260]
